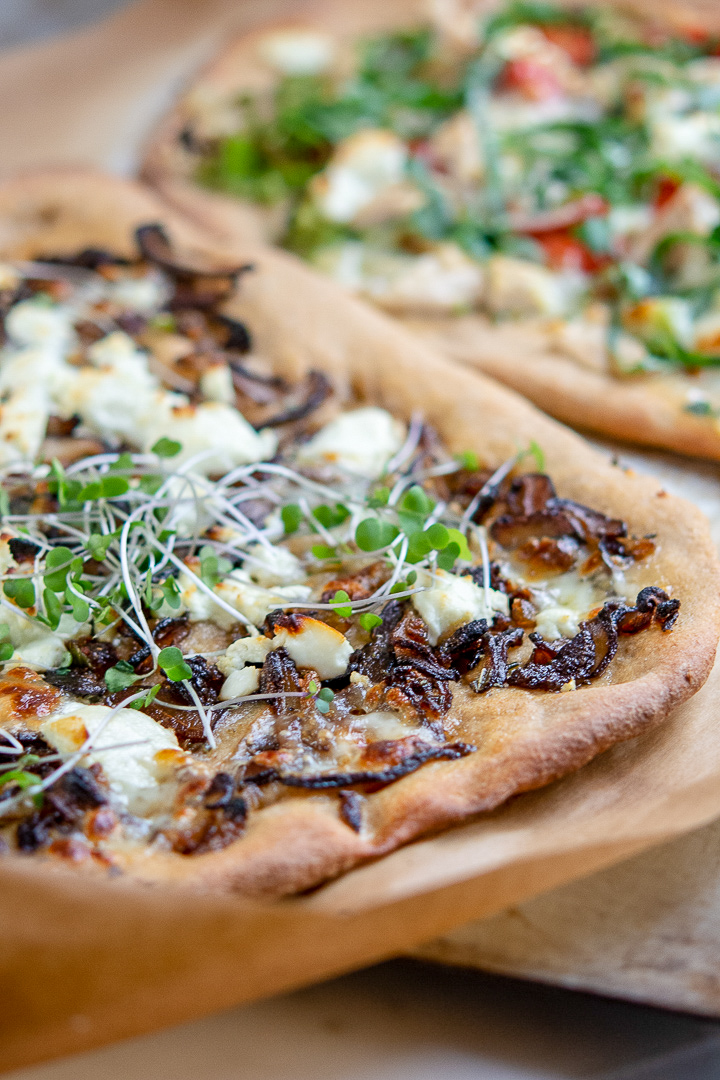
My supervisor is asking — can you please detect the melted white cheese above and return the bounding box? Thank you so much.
[219,666,261,701]
[181,567,311,629]
[244,542,305,587]
[41,704,182,816]
[272,615,353,679]
[2,603,68,669]
[296,407,406,478]
[143,400,277,475]
[412,569,509,645]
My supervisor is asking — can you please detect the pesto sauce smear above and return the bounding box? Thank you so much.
[193,2,720,408]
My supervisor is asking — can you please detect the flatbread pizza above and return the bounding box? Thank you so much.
[144,0,720,459]
[0,170,717,899]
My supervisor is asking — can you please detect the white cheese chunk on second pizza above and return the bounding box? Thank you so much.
[412,569,510,645]
[486,255,579,317]
[297,407,406,478]
[650,112,720,166]
[41,704,182,816]
[258,29,334,75]
[319,242,484,313]
[311,130,410,225]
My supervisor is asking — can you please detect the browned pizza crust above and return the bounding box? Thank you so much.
[0,168,718,898]
[141,0,720,461]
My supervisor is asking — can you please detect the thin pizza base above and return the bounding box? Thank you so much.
[141,0,720,461]
[0,169,718,898]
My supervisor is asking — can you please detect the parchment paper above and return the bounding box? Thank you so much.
[3,1,720,1071]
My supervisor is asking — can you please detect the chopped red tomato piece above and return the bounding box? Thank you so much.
[499,58,562,101]
[510,193,608,234]
[654,175,682,209]
[678,23,711,46]
[537,231,607,273]
[540,24,596,66]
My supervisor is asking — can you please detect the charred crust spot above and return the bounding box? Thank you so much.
[268,611,306,635]
[0,670,62,720]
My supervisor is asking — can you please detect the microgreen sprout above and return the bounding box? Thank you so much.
[151,437,182,458]
[455,450,480,471]
[104,660,141,693]
[359,612,383,631]
[305,678,335,713]
[355,518,399,552]
[127,684,161,711]
[281,503,303,534]
[0,624,13,663]
[312,543,339,560]
[312,503,350,529]
[3,578,35,609]
[526,440,545,473]
[158,646,193,683]
[330,590,352,618]
[367,486,390,508]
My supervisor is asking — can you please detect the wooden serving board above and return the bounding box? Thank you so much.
[414,813,720,1018]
